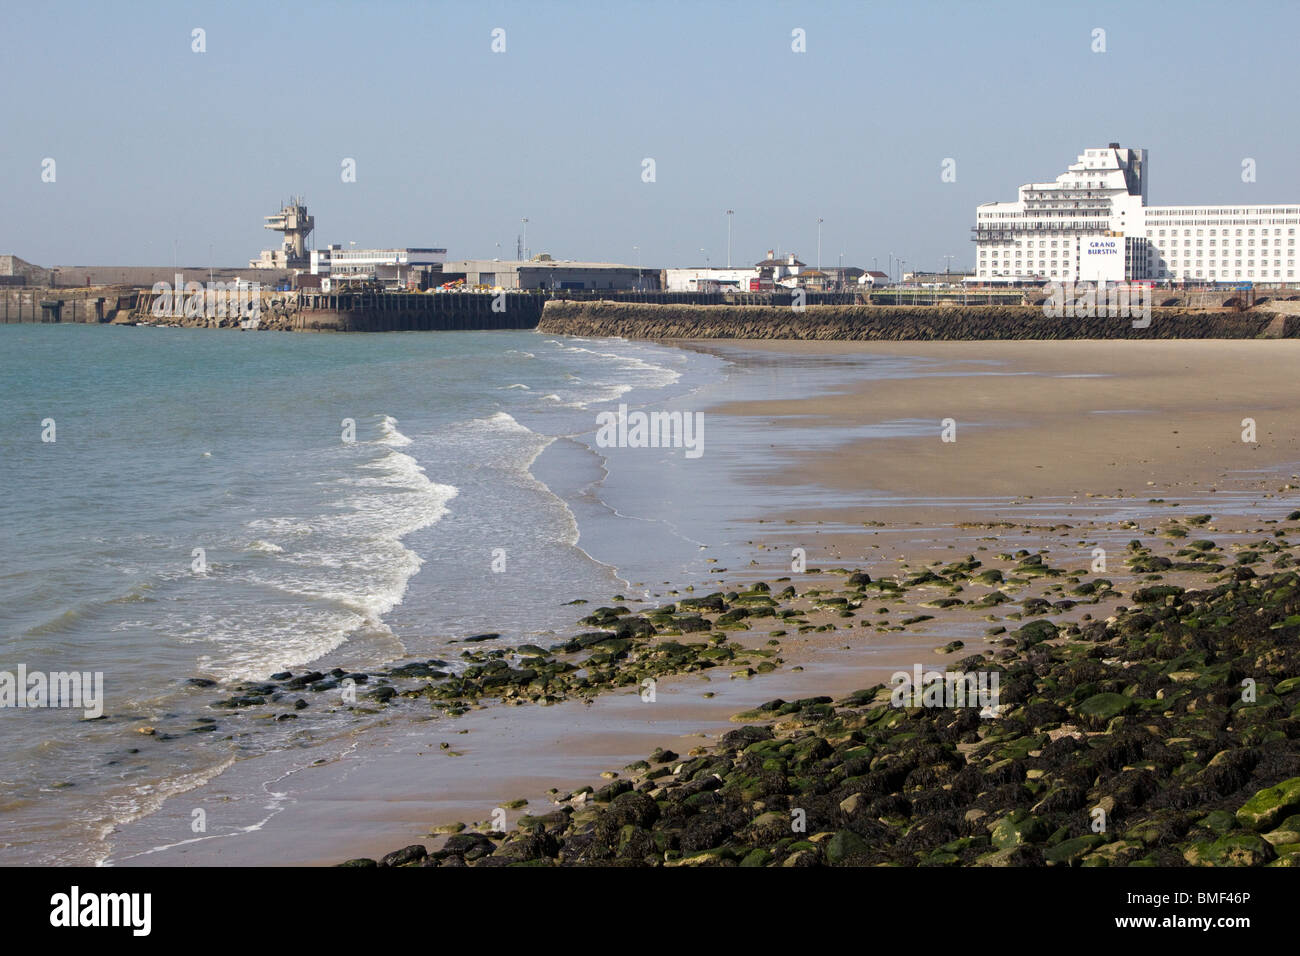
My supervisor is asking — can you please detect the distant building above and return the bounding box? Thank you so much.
[664,267,759,292]
[786,268,829,290]
[858,271,890,287]
[250,198,315,269]
[902,270,973,286]
[755,250,805,284]
[313,245,447,288]
[442,256,652,291]
[973,144,1300,285]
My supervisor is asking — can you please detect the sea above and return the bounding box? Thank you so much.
[0,323,933,865]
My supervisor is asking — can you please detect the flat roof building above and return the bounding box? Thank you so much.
[664,267,759,292]
[443,256,653,291]
[972,144,1300,285]
[312,245,446,287]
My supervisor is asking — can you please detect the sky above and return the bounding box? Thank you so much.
[2,0,1297,273]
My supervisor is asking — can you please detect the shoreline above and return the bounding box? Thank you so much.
[340,337,1300,867]
[87,336,1300,866]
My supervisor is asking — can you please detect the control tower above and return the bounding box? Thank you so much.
[251,197,314,268]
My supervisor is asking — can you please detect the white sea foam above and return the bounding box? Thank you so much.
[188,417,457,680]
[377,414,413,446]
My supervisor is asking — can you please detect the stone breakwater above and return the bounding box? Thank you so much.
[538,300,1300,341]
[349,509,1300,867]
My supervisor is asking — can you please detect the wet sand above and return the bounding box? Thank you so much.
[109,338,1300,865]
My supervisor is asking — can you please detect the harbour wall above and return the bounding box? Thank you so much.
[536,300,1300,340]
[1,288,139,324]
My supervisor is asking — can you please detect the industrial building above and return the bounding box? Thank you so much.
[666,254,867,292]
[664,267,758,292]
[972,144,1300,285]
[311,245,447,289]
[441,256,651,291]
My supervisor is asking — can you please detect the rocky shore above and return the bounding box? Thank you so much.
[537,301,1299,340]
[348,510,1300,867]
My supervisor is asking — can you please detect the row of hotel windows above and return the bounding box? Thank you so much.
[984,258,1292,269]
[1151,227,1295,237]
[980,268,1296,279]
[981,238,1294,253]
[1149,208,1300,217]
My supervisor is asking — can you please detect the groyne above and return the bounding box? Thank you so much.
[537,301,1300,340]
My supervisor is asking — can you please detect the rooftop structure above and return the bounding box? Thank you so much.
[250,197,315,269]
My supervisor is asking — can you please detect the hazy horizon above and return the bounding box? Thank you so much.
[3,0,1298,272]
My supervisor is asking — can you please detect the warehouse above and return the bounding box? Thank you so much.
[441,256,651,291]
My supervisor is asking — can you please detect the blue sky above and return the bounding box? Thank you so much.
[2,0,1297,271]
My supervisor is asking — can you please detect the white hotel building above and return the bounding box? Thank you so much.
[971,144,1300,285]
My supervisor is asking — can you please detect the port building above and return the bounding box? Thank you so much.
[441,256,650,291]
[971,144,1300,285]
[311,245,447,288]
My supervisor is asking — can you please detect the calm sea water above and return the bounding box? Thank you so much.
[0,324,935,864]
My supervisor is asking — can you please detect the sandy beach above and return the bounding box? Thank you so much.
[701,338,1300,502]
[99,337,1300,866]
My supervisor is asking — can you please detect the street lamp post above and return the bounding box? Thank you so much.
[521,218,529,260]
[726,210,733,268]
[633,245,641,290]
[816,218,824,272]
